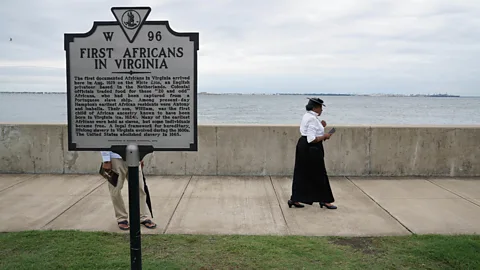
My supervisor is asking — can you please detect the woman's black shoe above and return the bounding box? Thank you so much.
[288,200,304,208]
[320,202,337,209]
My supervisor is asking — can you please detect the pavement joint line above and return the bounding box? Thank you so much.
[345,176,415,235]
[0,174,37,193]
[163,175,193,234]
[269,176,290,235]
[425,178,480,208]
[41,179,106,229]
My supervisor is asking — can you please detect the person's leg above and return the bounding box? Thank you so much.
[109,158,129,228]
[317,145,336,209]
[321,172,335,203]
[289,137,306,207]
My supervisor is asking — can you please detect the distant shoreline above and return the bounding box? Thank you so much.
[0,91,466,98]
[199,93,463,98]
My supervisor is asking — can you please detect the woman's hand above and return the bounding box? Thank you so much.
[313,133,331,142]
[321,120,327,127]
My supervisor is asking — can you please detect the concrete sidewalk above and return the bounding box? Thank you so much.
[1,174,479,236]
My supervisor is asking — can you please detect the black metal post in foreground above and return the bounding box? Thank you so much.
[126,144,141,270]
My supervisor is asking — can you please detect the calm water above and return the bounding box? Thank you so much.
[0,93,479,125]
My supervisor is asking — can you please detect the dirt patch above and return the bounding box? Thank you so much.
[330,237,381,255]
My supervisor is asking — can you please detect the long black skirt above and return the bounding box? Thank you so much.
[290,136,335,204]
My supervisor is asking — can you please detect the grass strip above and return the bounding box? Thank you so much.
[0,231,479,269]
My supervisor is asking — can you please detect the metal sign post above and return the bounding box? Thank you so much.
[64,6,199,270]
[126,144,141,269]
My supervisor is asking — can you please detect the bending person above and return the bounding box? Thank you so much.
[101,151,157,230]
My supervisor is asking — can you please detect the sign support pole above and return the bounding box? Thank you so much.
[126,144,141,270]
[113,144,153,270]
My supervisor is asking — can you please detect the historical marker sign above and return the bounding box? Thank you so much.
[65,7,199,151]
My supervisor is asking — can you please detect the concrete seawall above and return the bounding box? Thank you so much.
[0,124,478,176]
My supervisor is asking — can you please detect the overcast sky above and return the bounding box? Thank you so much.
[1,0,480,96]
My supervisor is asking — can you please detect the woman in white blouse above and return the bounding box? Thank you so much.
[288,97,337,209]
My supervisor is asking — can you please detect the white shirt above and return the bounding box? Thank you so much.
[300,111,325,143]
[101,151,122,162]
